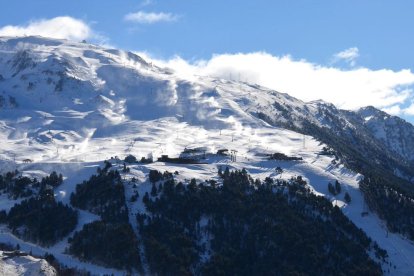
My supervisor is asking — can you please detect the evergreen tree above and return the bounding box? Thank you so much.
[344,192,351,203]
[223,167,230,179]
[218,166,223,177]
[335,180,342,194]
[139,169,384,275]
[69,221,141,270]
[328,182,336,195]
[149,170,162,183]
[70,170,128,223]
[143,192,150,205]
[124,154,137,163]
[151,183,157,197]
[8,196,78,246]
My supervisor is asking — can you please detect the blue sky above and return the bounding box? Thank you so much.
[1,0,414,122]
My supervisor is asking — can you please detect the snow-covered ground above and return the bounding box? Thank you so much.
[0,36,413,275]
[0,251,56,276]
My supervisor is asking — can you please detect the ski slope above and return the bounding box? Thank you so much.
[0,36,413,275]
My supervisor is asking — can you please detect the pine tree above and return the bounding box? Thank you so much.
[218,166,223,177]
[335,180,341,194]
[223,167,230,179]
[328,182,336,195]
[344,192,351,203]
[124,154,137,163]
[149,170,162,183]
[151,183,157,196]
[143,192,150,204]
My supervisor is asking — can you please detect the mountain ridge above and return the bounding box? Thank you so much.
[0,36,414,275]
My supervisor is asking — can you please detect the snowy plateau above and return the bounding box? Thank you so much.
[0,36,413,275]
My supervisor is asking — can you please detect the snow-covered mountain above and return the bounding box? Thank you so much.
[0,36,414,275]
[254,94,414,181]
[1,36,414,171]
[357,106,414,161]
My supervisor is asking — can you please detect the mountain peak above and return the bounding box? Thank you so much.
[1,35,414,275]
[358,105,386,118]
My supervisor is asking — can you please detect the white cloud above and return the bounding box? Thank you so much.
[124,11,178,24]
[140,0,154,7]
[402,102,414,115]
[382,105,402,115]
[332,47,359,67]
[141,52,414,112]
[0,16,96,41]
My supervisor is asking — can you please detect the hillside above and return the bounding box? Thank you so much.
[0,36,413,275]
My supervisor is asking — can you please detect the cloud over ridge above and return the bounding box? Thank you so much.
[143,52,414,115]
[0,16,93,41]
